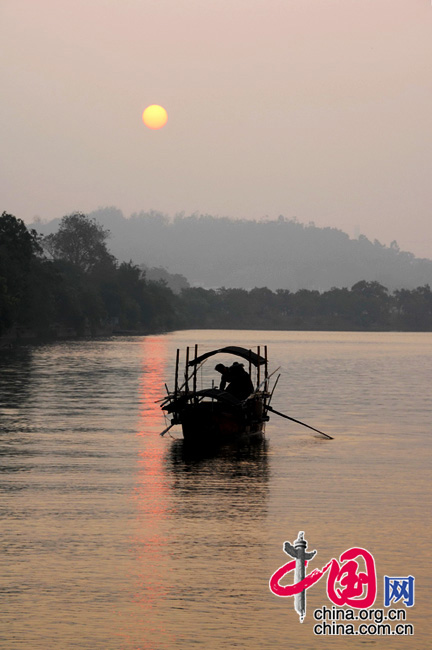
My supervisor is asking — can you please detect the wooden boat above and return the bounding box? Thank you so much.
[160,345,277,446]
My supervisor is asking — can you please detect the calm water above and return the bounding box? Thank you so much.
[1,330,431,649]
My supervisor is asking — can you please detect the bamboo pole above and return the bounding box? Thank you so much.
[185,347,189,393]
[174,348,180,400]
[257,346,261,389]
[193,344,198,402]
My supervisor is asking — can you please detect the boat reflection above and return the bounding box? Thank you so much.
[165,437,270,521]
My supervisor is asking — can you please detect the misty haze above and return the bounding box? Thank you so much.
[31,208,432,292]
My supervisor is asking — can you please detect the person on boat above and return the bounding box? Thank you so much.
[215,361,254,401]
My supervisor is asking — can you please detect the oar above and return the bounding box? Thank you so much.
[266,405,333,440]
[160,422,175,437]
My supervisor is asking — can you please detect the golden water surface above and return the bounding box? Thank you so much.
[1,331,430,649]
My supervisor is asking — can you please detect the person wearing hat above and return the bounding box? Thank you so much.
[215,361,254,400]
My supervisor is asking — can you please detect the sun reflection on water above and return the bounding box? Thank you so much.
[125,336,177,648]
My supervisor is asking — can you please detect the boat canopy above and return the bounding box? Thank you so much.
[187,345,266,368]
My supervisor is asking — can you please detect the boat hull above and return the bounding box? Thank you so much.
[178,399,266,446]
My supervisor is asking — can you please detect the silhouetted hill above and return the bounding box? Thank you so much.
[31,208,432,291]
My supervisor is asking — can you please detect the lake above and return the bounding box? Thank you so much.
[1,330,430,649]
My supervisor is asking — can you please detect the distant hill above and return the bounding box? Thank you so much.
[31,208,432,291]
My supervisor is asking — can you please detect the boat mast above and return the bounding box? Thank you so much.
[185,346,190,394]
[174,348,180,400]
[257,346,261,389]
[193,344,198,402]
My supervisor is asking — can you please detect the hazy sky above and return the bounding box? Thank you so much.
[2,0,431,257]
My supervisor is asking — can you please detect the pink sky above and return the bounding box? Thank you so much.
[1,0,431,257]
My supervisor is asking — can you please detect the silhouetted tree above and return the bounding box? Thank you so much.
[178,287,219,328]
[349,281,391,328]
[43,212,116,273]
[0,212,42,334]
[394,285,432,330]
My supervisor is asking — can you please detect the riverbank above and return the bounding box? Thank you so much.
[0,323,163,349]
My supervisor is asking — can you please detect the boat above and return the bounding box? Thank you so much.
[159,345,278,446]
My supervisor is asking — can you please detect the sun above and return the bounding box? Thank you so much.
[142,105,168,130]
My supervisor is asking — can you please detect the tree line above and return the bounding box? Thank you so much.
[0,212,176,340]
[179,283,432,331]
[1,211,431,342]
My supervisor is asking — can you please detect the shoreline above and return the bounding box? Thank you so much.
[2,324,431,351]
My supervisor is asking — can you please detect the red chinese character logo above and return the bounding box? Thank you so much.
[326,548,377,608]
[269,535,377,621]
